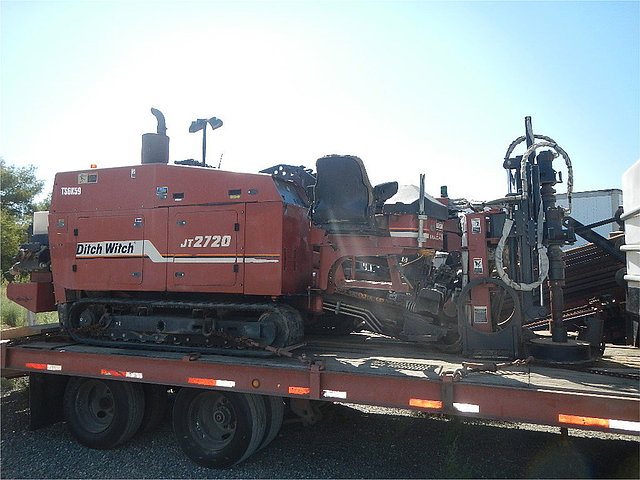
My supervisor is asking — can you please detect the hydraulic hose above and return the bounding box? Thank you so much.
[494,215,549,291]
[504,135,574,214]
[495,135,572,291]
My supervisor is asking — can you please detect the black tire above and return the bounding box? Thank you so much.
[139,384,169,432]
[63,377,145,449]
[172,388,267,468]
[258,395,284,451]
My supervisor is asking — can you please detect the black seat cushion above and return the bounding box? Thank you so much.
[312,155,375,231]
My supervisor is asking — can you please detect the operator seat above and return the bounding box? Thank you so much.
[312,155,397,233]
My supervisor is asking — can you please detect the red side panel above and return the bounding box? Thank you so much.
[74,214,145,288]
[242,203,312,295]
[48,163,299,298]
[6,282,55,313]
[50,209,169,298]
[387,214,444,249]
[281,205,312,293]
[244,202,283,295]
[465,213,492,332]
[167,206,244,293]
[48,212,74,303]
[51,164,282,215]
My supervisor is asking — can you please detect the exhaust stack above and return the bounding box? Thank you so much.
[141,108,170,164]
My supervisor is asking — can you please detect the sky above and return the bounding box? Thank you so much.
[1,0,638,203]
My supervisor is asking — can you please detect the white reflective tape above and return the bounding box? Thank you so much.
[76,239,280,264]
[453,402,480,413]
[243,258,280,263]
[215,380,236,388]
[174,257,279,264]
[101,369,143,379]
[390,232,419,238]
[322,389,347,399]
[609,419,640,432]
[173,257,235,263]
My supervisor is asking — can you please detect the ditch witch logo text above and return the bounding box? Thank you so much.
[76,241,138,257]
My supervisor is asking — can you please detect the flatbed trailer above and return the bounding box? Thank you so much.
[1,325,639,468]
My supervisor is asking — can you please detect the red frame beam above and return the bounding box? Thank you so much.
[2,341,638,435]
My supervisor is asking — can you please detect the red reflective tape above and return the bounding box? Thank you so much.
[186,377,235,388]
[188,377,217,386]
[558,414,609,428]
[409,398,443,409]
[289,386,311,395]
[25,363,61,371]
[25,362,47,370]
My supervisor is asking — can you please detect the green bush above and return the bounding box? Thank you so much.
[37,310,58,324]
[1,294,26,327]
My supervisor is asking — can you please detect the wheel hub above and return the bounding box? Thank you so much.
[213,406,232,427]
[75,380,115,433]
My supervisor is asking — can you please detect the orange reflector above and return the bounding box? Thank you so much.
[188,377,216,386]
[289,386,311,395]
[409,398,443,409]
[558,414,609,428]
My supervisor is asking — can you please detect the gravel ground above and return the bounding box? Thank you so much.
[1,378,638,479]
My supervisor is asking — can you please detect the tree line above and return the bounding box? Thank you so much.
[1,158,50,275]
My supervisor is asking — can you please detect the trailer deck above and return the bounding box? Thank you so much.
[1,325,639,436]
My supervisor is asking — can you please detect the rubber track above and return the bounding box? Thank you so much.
[65,298,301,357]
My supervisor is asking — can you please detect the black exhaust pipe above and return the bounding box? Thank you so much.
[141,107,170,164]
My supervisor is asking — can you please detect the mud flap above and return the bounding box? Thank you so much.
[29,372,68,430]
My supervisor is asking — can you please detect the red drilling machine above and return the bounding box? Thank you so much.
[7,110,612,362]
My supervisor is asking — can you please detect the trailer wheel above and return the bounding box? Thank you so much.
[63,377,145,449]
[172,388,267,468]
[258,395,284,451]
